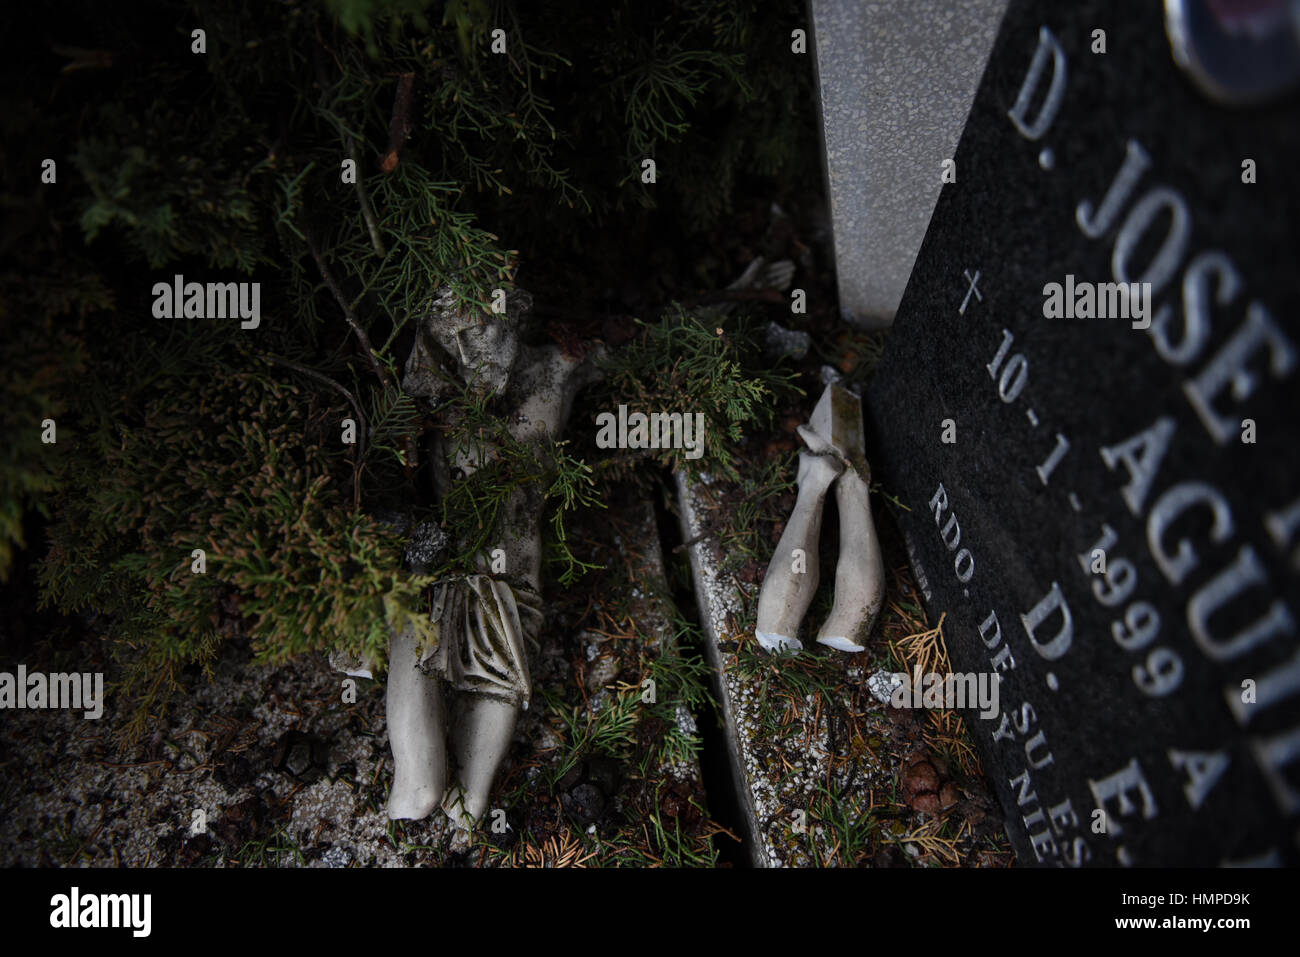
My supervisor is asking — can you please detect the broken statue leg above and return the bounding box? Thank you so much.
[754,431,843,652]
[386,624,446,820]
[815,465,886,652]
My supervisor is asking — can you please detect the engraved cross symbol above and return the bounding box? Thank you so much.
[960,268,983,314]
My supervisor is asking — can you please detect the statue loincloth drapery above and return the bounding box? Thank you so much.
[420,574,539,710]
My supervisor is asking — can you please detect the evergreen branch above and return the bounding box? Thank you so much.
[305,230,394,392]
[361,386,420,479]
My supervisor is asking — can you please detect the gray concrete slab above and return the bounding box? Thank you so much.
[810,0,1008,327]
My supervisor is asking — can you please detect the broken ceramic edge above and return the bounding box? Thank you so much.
[754,630,804,653]
[815,635,865,653]
[795,422,836,457]
[327,648,377,680]
[400,330,454,400]
[328,514,443,681]
[714,252,797,317]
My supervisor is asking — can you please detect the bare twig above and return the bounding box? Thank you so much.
[305,233,394,392]
[349,139,385,256]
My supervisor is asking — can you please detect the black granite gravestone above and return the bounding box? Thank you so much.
[867,0,1300,866]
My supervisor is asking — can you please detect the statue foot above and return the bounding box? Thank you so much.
[447,696,519,825]
[441,784,472,829]
[388,772,443,821]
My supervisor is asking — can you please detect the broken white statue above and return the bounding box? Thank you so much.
[754,384,886,654]
[358,286,597,827]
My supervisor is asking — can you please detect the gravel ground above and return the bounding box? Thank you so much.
[0,645,436,867]
[0,499,710,868]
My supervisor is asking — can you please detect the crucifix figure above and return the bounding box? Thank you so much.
[339,286,597,829]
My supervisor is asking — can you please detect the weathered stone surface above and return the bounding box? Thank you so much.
[810,0,1008,327]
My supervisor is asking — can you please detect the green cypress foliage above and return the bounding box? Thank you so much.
[1,0,815,738]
